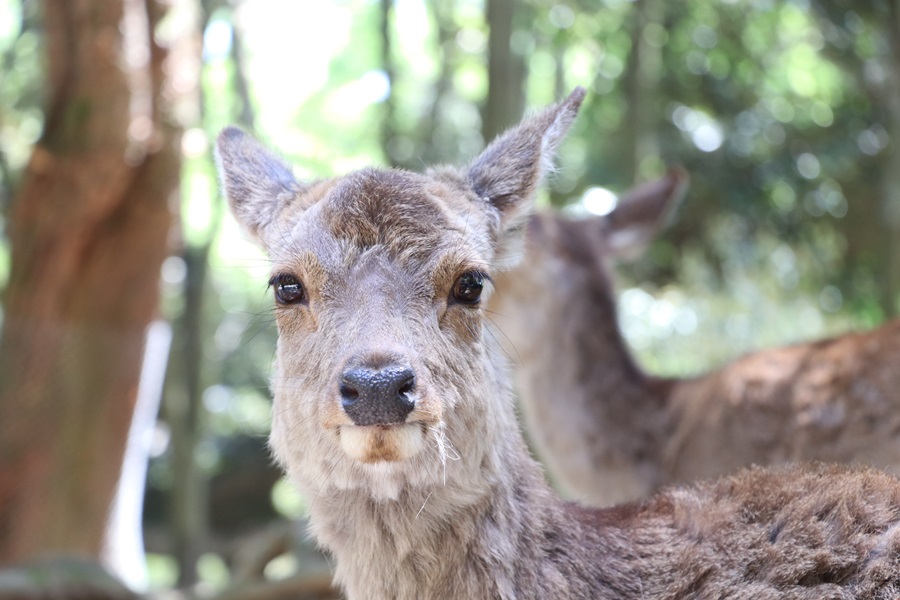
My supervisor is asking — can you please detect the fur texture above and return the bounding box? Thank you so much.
[488,172,900,507]
[217,89,900,599]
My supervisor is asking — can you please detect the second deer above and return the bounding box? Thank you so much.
[490,168,900,507]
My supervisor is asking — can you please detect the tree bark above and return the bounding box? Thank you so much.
[166,241,217,585]
[620,0,663,183]
[0,0,178,562]
[380,0,397,166]
[482,0,527,143]
[419,0,456,166]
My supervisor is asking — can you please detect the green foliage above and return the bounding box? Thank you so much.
[145,553,179,590]
[271,478,308,520]
[197,552,230,591]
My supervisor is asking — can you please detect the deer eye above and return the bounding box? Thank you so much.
[451,271,485,306]
[270,274,306,304]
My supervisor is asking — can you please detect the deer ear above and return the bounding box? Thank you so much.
[603,167,689,260]
[215,127,304,240]
[467,88,585,266]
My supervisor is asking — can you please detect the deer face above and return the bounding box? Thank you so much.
[216,89,584,498]
[258,169,499,495]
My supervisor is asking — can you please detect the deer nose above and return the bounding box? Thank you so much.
[339,365,416,426]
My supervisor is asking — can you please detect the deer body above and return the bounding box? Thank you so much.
[217,90,900,599]
[489,177,900,507]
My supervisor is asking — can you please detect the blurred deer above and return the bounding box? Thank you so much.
[490,168,900,507]
[216,89,900,599]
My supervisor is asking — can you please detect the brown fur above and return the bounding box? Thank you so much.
[217,89,900,599]
[489,171,900,507]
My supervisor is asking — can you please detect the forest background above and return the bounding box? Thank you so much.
[0,0,897,596]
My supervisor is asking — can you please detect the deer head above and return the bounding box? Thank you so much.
[216,89,585,501]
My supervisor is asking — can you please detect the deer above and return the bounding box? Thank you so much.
[488,167,900,508]
[216,88,900,599]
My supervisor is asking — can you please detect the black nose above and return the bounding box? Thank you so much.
[339,365,416,426]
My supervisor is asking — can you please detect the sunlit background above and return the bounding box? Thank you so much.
[1,0,897,594]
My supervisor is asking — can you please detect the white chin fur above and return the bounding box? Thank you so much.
[339,423,426,464]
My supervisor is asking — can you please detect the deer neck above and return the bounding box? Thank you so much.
[493,214,673,504]
[302,348,596,599]
[530,213,663,395]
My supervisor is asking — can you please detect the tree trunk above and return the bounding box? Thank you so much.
[419,0,456,165]
[620,0,663,183]
[167,246,211,586]
[380,0,397,166]
[483,0,527,143]
[0,0,178,562]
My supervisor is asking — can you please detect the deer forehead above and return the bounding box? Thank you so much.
[275,168,496,283]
